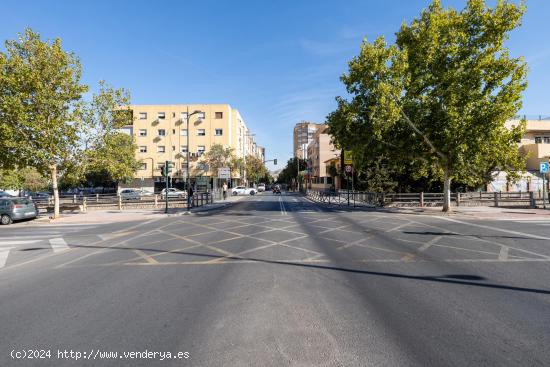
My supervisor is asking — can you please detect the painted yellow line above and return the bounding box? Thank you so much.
[133,249,159,264]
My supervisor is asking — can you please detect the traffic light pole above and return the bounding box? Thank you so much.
[165,161,169,214]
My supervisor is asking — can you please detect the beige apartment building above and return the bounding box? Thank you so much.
[121,104,264,191]
[306,125,338,190]
[293,121,324,158]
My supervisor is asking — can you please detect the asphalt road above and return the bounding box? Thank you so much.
[1,192,550,366]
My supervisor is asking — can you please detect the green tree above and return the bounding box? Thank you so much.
[0,28,87,218]
[328,0,527,211]
[245,155,267,185]
[79,81,138,185]
[198,143,235,176]
[20,167,49,192]
[277,158,307,186]
[0,169,22,191]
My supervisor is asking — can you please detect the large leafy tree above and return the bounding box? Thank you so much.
[244,155,267,185]
[79,81,139,185]
[328,0,527,211]
[0,28,87,217]
[198,143,235,176]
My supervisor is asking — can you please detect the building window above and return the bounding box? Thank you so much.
[157,146,165,153]
[544,137,550,144]
[180,146,188,153]
[215,128,223,136]
[139,163,147,170]
[139,146,147,153]
[198,112,205,119]
[138,129,147,137]
[198,145,205,153]
[180,129,188,136]
[535,137,542,144]
[157,129,166,136]
[172,129,176,135]
[215,112,223,119]
[139,112,147,120]
[181,112,188,120]
[172,112,176,118]
[157,112,165,120]
[172,146,176,152]
[157,163,165,170]
[197,129,206,136]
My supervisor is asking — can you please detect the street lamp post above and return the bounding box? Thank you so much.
[185,107,202,214]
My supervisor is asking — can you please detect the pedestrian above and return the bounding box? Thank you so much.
[222,182,228,200]
[188,185,194,208]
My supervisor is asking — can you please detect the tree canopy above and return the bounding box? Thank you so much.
[327,0,527,211]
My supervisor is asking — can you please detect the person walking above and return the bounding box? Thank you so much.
[222,182,228,200]
[188,184,194,208]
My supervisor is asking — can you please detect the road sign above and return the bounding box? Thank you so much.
[218,167,231,179]
[344,165,353,176]
[197,163,209,171]
[344,151,353,165]
[541,162,549,174]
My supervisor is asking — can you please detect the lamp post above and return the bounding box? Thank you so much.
[185,107,202,214]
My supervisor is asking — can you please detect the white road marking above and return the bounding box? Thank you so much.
[418,236,442,252]
[434,216,550,241]
[0,247,14,268]
[279,196,287,215]
[49,238,70,252]
[0,239,42,245]
[499,246,510,261]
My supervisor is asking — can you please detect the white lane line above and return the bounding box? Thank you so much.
[0,240,42,245]
[418,236,442,252]
[0,247,14,268]
[279,196,287,216]
[499,246,510,261]
[434,216,550,241]
[49,238,70,252]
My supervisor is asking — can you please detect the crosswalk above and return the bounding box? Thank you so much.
[0,237,71,268]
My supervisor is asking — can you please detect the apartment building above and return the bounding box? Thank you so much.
[121,104,262,190]
[293,121,324,158]
[306,125,338,190]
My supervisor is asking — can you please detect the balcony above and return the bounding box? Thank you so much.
[520,143,550,170]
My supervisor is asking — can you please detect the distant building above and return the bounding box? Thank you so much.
[293,121,324,159]
[121,104,263,191]
[306,125,338,190]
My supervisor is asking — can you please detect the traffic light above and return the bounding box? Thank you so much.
[163,160,175,176]
[273,159,277,165]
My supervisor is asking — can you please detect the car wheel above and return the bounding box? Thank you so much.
[232,191,238,196]
[250,191,255,195]
[1,214,12,225]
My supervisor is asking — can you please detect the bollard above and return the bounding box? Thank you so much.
[493,192,498,207]
[420,192,424,207]
[73,194,76,204]
[96,193,99,202]
[83,197,87,212]
[529,191,536,208]
[118,195,122,210]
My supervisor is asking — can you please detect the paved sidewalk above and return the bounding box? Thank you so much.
[33,194,248,224]
[387,205,550,220]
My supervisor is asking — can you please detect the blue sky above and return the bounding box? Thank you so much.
[1,0,549,170]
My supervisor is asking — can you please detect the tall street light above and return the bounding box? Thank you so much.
[186,107,202,214]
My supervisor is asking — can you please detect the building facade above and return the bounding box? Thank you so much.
[122,104,263,191]
[306,125,338,190]
[293,121,324,158]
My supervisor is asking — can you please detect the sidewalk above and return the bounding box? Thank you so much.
[34,194,247,224]
[387,205,550,221]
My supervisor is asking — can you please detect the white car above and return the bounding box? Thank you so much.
[257,184,266,192]
[160,188,187,199]
[232,186,256,196]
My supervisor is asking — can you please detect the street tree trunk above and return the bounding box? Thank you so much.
[50,164,60,219]
[442,168,452,212]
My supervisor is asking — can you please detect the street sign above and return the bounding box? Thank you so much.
[197,163,209,171]
[541,162,549,174]
[344,151,353,165]
[344,165,353,176]
[218,167,231,179]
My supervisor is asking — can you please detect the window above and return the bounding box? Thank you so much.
[139,146,147,153]
[172,112,176,118]
[157,163,165,170]
[139,163,147,170]
[172,146,176,152]
[544,137,550,144]
[535,137,542,144]
[180,146,188,153]
[215,112,223,119]
[180,112,188,120]
[197,129,206,136]
[180,129,188,136]
[138,129,147,137]
[139,112,147,120]
[172,129,176,135]
[215,128,223,136]
[157,129,166,136]
[157,112,165,120]
[157,146,165,153]
[197,145,205,153]
[198,112,205,119]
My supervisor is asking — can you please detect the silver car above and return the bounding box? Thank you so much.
[0,198,38,225]
[119,189,142,200]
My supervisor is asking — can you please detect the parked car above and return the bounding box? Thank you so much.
[0,191,14,198]
[257,184,266,192]
[137,189,154,197]
[232,186,256,196]
[0,198,38,225]
[119,189,142,200]
[160,188,187,199]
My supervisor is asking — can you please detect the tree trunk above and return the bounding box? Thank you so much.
[442,168,452,213]
[50,164,60,219]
